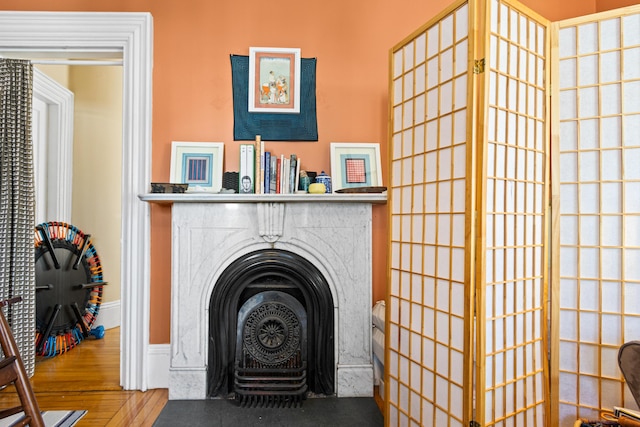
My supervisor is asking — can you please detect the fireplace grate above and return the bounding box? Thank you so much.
[234,290,309,407]
[234,362,308,407]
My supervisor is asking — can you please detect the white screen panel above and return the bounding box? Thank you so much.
[481,1,548,426]
[388,2,471,425]
[555,7,640,426]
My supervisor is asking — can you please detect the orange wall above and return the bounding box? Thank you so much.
[519,0,595,20]
[0,0,607,343]
[597,0,640,12]
[149,0,456,343]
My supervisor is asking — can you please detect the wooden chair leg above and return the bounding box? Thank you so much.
[0,297,44,427]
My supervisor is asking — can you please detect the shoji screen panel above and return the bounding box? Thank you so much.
[552,6,640,426]
[387,1,474,425]
[477,1,549,425]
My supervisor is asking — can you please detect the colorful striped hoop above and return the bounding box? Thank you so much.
[34,222,105,357]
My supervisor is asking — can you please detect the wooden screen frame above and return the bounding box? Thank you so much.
[387,0,551,425]
[474,0,551,425]
[386,0,476,425]
[551,5,640,425]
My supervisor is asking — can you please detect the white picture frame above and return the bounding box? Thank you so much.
[248,47,301,114]
[170,141,224,192]
[330,142,383,192]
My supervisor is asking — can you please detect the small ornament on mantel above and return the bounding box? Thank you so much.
[299,170,311,193]
[315,171,332,194]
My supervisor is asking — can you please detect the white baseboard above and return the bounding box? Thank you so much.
[147,344,170,389]
[93,300,120,330]
[91,299,170,390]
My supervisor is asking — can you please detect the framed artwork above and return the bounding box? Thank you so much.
[231,55,318,141]
[330,142,383,192]
[248,47,301,113]
[170,141,224,192]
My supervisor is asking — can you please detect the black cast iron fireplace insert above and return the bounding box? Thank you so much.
[208,249,335,406]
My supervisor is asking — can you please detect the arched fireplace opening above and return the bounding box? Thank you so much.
[208,249,335,402]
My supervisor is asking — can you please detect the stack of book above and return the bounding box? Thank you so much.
[239,136,302,194]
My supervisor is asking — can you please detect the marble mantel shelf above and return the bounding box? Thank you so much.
[139,192,387,204]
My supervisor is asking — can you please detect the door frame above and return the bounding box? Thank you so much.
[0,11,153,390]
[32,67,74,223]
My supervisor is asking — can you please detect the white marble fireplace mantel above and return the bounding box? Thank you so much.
[140,192,387,204]
[140,192,386,400]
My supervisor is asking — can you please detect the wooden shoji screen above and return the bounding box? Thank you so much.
[551,6,640,426]
[477,1,550,426]
[388,1,474,425]
[387,0,549,425]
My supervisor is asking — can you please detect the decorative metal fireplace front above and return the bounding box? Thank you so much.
[234,290,308,406]
[208,249,335,405]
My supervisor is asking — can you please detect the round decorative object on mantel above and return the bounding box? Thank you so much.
[314,171,332,193]
[34,222,106,357]
[308,183,326,194]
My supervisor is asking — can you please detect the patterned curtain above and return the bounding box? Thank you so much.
[0,59,36,375]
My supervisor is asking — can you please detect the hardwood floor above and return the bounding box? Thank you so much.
[1,328,386,425]
[1,327,168,426]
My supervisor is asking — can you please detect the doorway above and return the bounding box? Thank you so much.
[34,64,123,332]
[0,11,153,391]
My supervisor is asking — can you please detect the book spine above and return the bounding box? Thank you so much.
[270,156,277,194]
[239,144,246,192]
[294,157,301,192]
[255,135,262,194]
[280,156,287,194]
[283,157,290,194]
[259,138,265,194]
[276,157,282,194]
[264,152,271,194]
[247,144,255,193]
[289,154,297,193]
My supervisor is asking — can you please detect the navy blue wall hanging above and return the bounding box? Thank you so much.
[230,55,318,141]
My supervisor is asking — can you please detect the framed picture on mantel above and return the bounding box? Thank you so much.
[248,47,301,114]
[330,142,382,192]
[170,141,224,192]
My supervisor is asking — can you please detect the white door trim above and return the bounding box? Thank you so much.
[32,67,74,223]
[0,11,153,390]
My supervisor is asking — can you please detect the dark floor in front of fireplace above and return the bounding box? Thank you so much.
[153,396,383,426]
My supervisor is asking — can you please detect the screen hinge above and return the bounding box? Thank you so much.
[470,421,481,427]
[474,58,485,74]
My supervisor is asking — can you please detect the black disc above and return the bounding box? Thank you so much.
[35,240,92,333]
